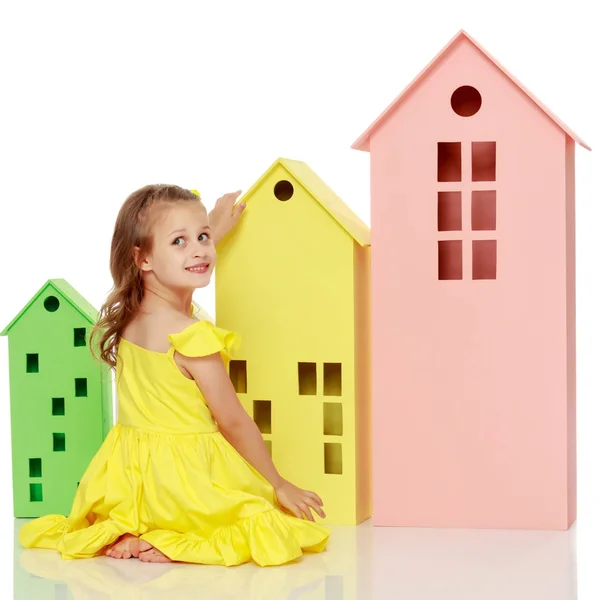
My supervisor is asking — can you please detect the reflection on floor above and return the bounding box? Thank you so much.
[13,518,576,599]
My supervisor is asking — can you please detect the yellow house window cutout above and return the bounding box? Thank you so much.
[229,360,247,393]
[324,443,342,475]
[298,363,317,395]
[323,403,343,436]
[253,400,271,434]
[298,362,342,396]
[264,440,272,457]
[324,363,342,396]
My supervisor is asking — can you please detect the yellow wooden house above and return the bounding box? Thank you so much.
[215,158,371,525]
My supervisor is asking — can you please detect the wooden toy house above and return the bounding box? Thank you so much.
[1,279,113,518]
[352,30,590,529]
[215,158,371,525]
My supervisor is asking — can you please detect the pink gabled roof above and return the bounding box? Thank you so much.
[352,30,591,152]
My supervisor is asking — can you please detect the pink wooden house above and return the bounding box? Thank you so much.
[353,30,590,530]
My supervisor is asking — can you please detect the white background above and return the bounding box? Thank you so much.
[0,1,598,597]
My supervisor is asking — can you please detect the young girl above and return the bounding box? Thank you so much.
[19,184,329,567]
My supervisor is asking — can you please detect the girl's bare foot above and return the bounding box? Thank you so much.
[138,540,172,563]
[105,533,140,559]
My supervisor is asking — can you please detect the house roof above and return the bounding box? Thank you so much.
[240,158,370,246]
[1,279,99,336]
[352,29,591,152]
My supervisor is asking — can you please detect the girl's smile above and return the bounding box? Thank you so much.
[186,262,211,274]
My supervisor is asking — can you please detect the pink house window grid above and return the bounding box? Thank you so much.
[437,131,498,281]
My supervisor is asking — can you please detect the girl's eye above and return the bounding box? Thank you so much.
[172,237,184,246]
[198,233,210,242]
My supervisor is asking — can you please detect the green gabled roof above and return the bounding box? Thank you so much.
[1,279,99,336]
[241,158,371,247]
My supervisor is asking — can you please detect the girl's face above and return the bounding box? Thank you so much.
[138,202,216,290]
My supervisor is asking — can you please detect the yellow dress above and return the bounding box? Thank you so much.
[19,320,330,566]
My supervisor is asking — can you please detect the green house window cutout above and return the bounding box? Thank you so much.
[26,354,39,373]
[264,440,272,457]
[53,433,66,452]
[73,328,87,347]
[30,483,43,502]
[29,458,42,478]
[43,295,60,312]
[75,378,88,397]
[52,397,65,416]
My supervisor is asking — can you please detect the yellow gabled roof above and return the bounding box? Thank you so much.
[240,158,370,247]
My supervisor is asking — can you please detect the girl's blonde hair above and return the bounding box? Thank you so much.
[91,184,202,368]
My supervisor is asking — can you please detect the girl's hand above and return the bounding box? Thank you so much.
[274,480,326,522]
[209,191,246,245]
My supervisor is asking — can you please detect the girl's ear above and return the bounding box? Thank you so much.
[133,247,152,272]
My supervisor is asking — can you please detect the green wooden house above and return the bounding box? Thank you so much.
[1,279,113,518]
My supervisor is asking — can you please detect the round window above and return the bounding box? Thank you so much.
[44,296,60,312]
[451,86,482,117]
[274,180,294,201]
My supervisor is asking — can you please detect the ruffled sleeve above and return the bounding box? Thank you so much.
[168,321,240,359]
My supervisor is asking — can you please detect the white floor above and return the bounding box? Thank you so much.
[9,513,596,599]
